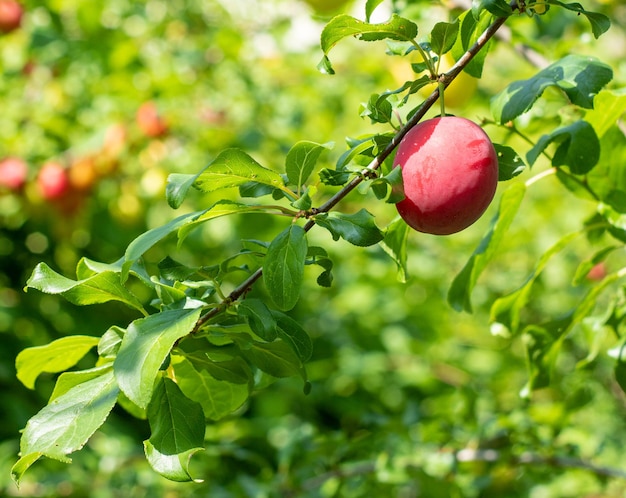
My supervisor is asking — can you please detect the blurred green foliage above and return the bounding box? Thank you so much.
[1,0,626,496]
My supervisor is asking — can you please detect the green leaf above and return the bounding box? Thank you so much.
[365,0,386,22]
[166,171,203,209]
[49,365,112,402]
[98,326,125,358]
[176,200,275,245]
[194,149,285,194]
[430,20,459,56]
[285,140,332,189]
[471,0,513,18]
[122,210,204,281]
[186,351,253,385]
[239,298,278,341]
[526,120,600,174]
[521,318,571,396]
[451,10,493,78]
[371,164,405,203]
[307,246,334,287]
[380,217,410,283]
[145,376,204,482]
[522,270,622,394]
[264,225,308,311]
[490,232,580,334]
[314,209,384,247]
[585,89,626,140]
[15,335,100,389]
[26,263,146,315]
[271,310,313,362]
[491,55,613,124]
[319,14,418,74]
[171,355,250,421]
[144,441,204,484]
[448,182,526,313]
[551,1,611,39]
[12,370,119,484]
[114,307,202,409]
[494,144,526,181]
[238,339,306,380]
[361,93,394,124]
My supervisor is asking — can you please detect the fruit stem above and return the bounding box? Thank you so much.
[438,80,446,117]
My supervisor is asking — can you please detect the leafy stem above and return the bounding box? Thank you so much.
[190,12,512,335]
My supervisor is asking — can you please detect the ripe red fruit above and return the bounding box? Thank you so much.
[394,116,498,235]
[0,156,28,190]
[0,0,23,34]
[136,102,168,138]
[37,162,70,201]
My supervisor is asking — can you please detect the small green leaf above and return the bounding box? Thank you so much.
[371,166,405,203]
[264,225,308,311]
[448,182,526,313]
[314,209,384,247]
[526,121,600,174]
[285,141,332,189]
[114,307,202,409]
[172,355,250,421]
[494,144,526,181]
[145,376,204,482]
[166,171,203,209]
[307,246,334,287]
[361,93,394,124]
[471,0,513,18]
[49,365,112,402]
[13,370,119,483]
[176,200,275,245]
[319,14,418,74]
[238,339,306,380]
[585,89,626,139]
[194,149,285,194]
[239,298,278,341]
[98,326,125,358]
[26,263,146,315]
[271,310,313,362]
[380,217,410,283]
[551,1,610,38]
[122,210,204,281]
[491,55,613,124]
[430,20,459,56]
[16,335,100,389]
[451,10,493,78]
[144,441,204,483]
[186,351,253,385]
[365,0,385,21]
[490,232,580,334]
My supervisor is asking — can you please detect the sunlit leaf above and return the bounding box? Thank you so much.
[494,143,526,181]
[145,377,204,482]
[16,335,100,389]
[12,370,119,483]
[319,14,418,74]
[114,307,202,408]
[285,140,332,189]
[26,263,146,315]
[448,182,526,312]
[194,149,285,194]
[491,55,613,123]
[526,120,600,174]
[430,20,459,55]
[380,217,410,283]
[171,355,250,421]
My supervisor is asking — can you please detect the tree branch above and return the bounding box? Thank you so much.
[192,9,512,333]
